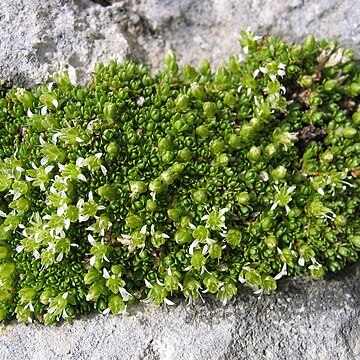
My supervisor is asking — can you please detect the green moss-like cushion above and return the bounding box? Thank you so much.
[0,31,359,324]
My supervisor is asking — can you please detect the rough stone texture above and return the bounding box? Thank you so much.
[0,0,128,88]
[102,0,360,72]
[0,0,359,359]
[1,0,360,87]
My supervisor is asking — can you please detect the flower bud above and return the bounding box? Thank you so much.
[224,92,236,108]
[196,125,211,139]
[228,133,241,150]
[177,148,192,162]
[320,150,334,163]
[203,102,217,117]
[236,191,250,205]
[164,51,178,74]
[0,306,7,321]
[349,82,360,96]
[290,44,302,58]
[146,199,157,212]
[271,165,287,181]
[0,246,11,261]
[151,231,167,248]
[175,94,190,111]
[239,124,252,141]
[191,84,205,100]
[9,197,29,213]
[203,274,221,293]
[214,153,230,167]
[217,279,237,302]
[190,251,206,270]
[247,146,261,162]
[199,59,211,75]
[103,102,116,121]
[149,178,164,194]
[130,181,147,194]
[352,112,360,125]
[193,225,210,242]
[262,275,277,294]
[106,142,119,156]
[164,271,181,291]
[15,89,34,108]
[174,228,192,244]
[84,269,101,285]
[209,243,222,259]
[192,189,207,204]
[226,229,242,248]
[97,184,119,201]
[264,235,277,249]
[180,216,192,228]
[160,170,175,185]
[323,79,337,92]
[264,143,277,158]
[18,287,37,304]
[210,139,225,154]
[109,294,125,314]
[299,75,313,88]
[343,127,357,138]
[167,207,182,221]
[349,235,360,248]
[171,162,186,174]
[302,34,316,54]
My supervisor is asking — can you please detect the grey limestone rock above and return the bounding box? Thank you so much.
[0,0,128,88]
[100,0,360,72]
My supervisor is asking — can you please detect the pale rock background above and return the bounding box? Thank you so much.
[0,0,359,359]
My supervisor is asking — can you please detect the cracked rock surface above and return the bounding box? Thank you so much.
[0,0,359,359]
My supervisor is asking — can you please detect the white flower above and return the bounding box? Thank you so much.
[274,263,287,280]
[103,268,110,279]
[308,257,322,271]
[189,240,199,255]
[145,279,153,288]
[140,225,148,235]
[52,132,61,144]
[41,106,47,116]
[39,135,46,146]
[298,257,305,267]
[259,66,268,74]
[100,165,107,176]
[164,298,175,306]
[76,157,87,168]
[325,49,343,68]
[119,287,132,301]
[88,234,96,246]
[270,184,296,214]
[16,245,25,253]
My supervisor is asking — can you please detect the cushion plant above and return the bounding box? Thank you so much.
[0,30,359,325]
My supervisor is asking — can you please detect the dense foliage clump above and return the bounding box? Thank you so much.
[0,31,359,324]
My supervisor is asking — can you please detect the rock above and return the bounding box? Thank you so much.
[0,0,128,88]
[1,0,359,87]
[0,263,358,359]
[0,0,359,359]
[90,0,360,71]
